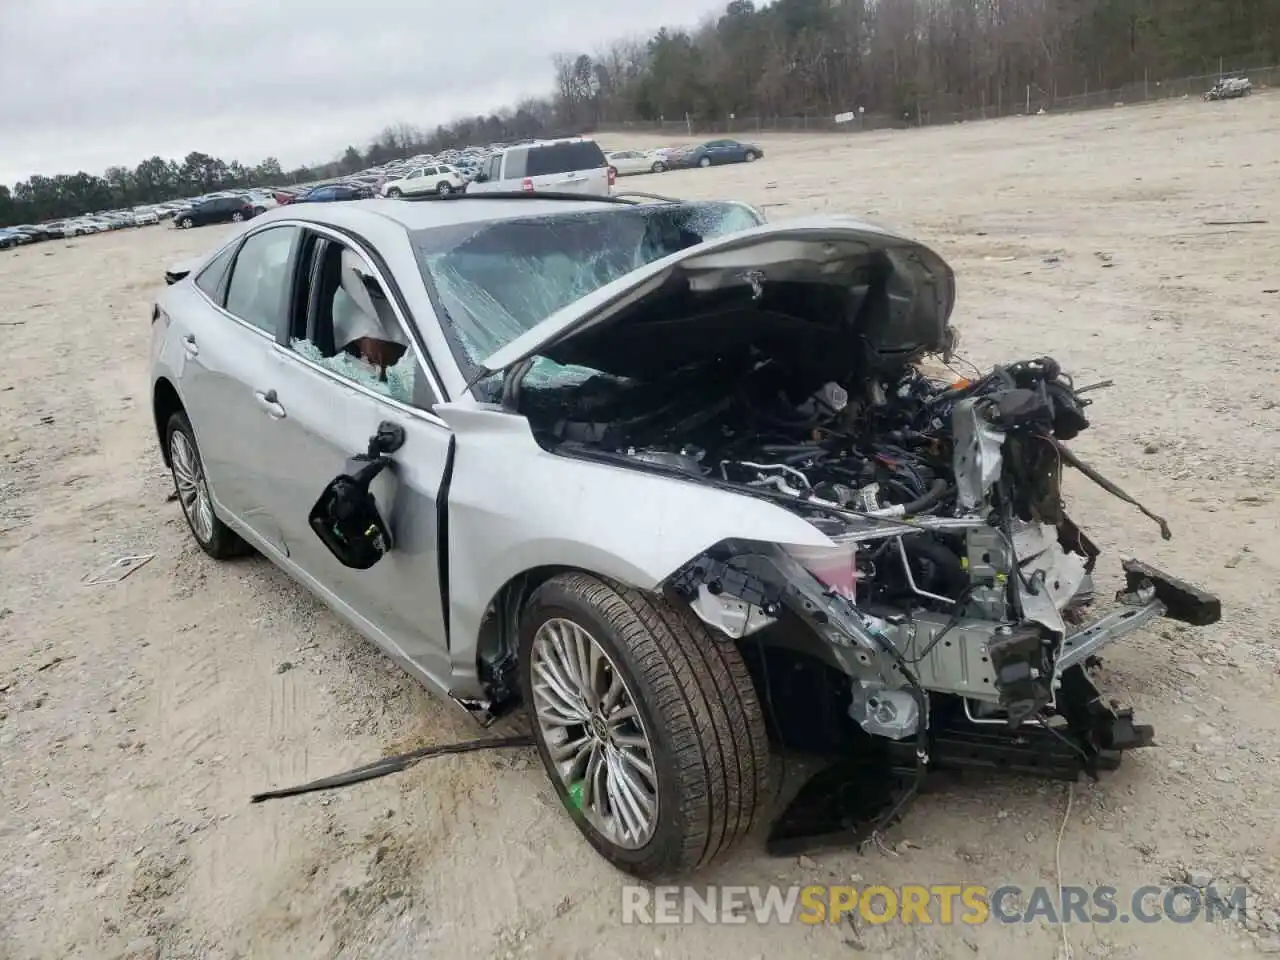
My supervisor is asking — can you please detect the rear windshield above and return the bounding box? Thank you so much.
[412,200,762,375]
[524,141,607,177]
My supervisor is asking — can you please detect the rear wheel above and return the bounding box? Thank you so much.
[231,211,244,222]
[651,161,667,173]
[437,181,452,196]
[520,572,770,880]
[166,411,248,560]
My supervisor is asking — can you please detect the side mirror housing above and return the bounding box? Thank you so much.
[308,457,393,569]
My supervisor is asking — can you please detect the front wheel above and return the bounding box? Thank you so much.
[520,573,770,880]
[743,151,758,162]
[698,156,712,168]
[651,161,667,173]
[166,411,248,560]
[177,217,193,229]
[437,181,452,196]
[387,187,402,198]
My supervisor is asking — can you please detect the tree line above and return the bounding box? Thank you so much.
[3,0,1276,227]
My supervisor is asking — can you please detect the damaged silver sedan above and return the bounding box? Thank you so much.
[149,192,1219,879]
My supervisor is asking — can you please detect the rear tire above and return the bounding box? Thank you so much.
[437,181,452,196]
[520,572,770,880]
[166,411,248,560]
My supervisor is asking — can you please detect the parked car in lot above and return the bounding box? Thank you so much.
[8,225,56,243]
[380,165,466,198]
[605,150,668,176]
[148,191,1216,879]
[467,138,614,195]
[171,196,261,229]
[672,139,764,168]
[0,228,27,249]
[289,183,374,204]
[1203,75,1252,100]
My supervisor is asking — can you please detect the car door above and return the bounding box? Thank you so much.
[251,229,455,678]
[174,224,303,554]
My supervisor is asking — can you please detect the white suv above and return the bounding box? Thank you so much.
[466,138,613,196]
[381,164,466,198]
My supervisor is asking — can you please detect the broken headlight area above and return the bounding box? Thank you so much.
[655,357,1221,856]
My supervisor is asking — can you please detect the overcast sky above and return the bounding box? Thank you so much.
[0,0,728,186]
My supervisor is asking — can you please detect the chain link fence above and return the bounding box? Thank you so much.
[595,64,1277,138]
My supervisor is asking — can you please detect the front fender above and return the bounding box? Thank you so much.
[437,404,832,663]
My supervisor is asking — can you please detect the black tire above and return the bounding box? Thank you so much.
[177,217,193,229]
[387,187,402,198]
[165,411,248,560]
[519,572,770,880]
[651,161,667,173]
[698,156,712,168]
[437,181,452,196]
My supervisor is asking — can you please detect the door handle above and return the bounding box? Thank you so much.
[254,388,287,419]
[182,334,199,358]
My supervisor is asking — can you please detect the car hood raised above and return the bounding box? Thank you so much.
[477,215,957,381]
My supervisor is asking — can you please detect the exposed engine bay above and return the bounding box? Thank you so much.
[502,340,1221,853]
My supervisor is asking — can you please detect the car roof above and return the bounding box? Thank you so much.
[248,196,627,235]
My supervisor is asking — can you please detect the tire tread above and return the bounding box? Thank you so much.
[538,572,770,875]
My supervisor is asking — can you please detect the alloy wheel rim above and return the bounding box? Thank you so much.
[171,431,215,544]
[530,617,659,849]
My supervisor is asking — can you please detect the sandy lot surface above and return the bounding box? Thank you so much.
[3,94,1279,960]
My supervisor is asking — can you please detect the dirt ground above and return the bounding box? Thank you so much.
[3,93,1279,960]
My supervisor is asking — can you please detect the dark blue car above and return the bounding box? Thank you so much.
[674,139,764,169]
[292,183,373,204]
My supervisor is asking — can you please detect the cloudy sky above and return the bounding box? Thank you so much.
[0,0,729,186]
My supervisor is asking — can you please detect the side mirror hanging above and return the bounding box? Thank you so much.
[309,457,393,570]
[307,422,406,570]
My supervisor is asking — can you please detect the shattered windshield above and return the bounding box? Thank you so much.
[411,201,763,379]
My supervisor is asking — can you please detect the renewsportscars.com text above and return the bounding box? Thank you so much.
[621,884,1250,926]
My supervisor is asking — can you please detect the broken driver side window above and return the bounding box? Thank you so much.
[287,235,435,410]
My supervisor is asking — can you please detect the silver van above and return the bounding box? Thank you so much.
[467,137,614,196]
